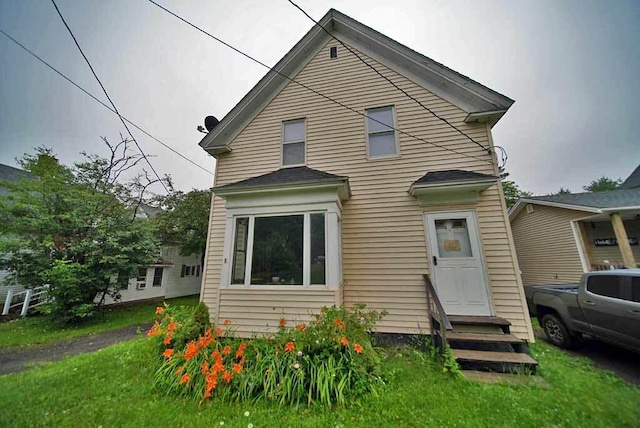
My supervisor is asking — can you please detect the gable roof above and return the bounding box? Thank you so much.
[509,188,640,220]
[0,163,34,195]
[412,169,498,186]
[214,166,348,192]
[199,9,514,154]
[621,164,640,189]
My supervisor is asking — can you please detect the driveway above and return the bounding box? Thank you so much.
[0,322,151,375]
[535,330,640,385]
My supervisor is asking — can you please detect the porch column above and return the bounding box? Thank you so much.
[576,221,593,271]
[609,213,636,268]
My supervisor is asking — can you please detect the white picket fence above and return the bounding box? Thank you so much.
[1,285,50,316]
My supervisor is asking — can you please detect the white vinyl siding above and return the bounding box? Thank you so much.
[201,41,533,340]
[511,204,586,286]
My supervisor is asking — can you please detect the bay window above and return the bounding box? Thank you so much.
[230,212,328,286]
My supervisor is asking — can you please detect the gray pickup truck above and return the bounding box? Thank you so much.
[525,270,640,352]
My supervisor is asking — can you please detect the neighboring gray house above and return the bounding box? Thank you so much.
[0,163,33,304]
[510,166,640,286]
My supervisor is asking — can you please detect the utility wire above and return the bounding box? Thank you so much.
[51,0,170,193]
[0,29,214,176]
[287,0,492,155]
[147,0,494,166]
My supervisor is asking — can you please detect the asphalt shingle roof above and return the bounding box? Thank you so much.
[0,163,34,195]
[412,169,498,186]
[214,166,348,190]
[529,188,640,209]
[621,164,640,189]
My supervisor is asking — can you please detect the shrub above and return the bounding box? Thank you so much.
[149,303,386,406]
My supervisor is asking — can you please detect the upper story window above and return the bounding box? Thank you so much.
[282,119,306,166]
[365,106,398,159]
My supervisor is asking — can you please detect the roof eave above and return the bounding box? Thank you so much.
[213,178,351,200]
[464,110,509,128]
[409,178,496,196]
[508,198,603,221]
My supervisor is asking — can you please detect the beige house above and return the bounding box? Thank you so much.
[510,166,640,286]
[198,9,535,348]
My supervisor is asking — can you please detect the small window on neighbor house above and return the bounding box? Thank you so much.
[136,268,147,289]
[366,106,398,158]
[329,46,337,58]
[526,204,534,214]
[153,268,163,287]
[282,119,306,166]
[180,265,186,278]
[196,265,201,277]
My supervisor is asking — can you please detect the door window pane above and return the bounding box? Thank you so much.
[153,267,163,287]
[231,218,249,284]
[251,215,303,285]
[310,213,326,285]
[283,141,305,165]
[587,275,624,299]
[435,219,472,258]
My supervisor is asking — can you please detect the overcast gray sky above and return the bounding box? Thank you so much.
[1,0,639,195]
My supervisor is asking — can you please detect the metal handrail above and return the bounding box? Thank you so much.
[423,274,452,355]
[2,285,50,316]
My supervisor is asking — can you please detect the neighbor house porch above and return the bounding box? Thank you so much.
[573,211,640,271]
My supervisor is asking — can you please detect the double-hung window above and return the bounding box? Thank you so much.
[282,119,306,166]
[366,106,398,158]
[230,213,326,286]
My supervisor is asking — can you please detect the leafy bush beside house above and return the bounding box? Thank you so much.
[0,143,168,324]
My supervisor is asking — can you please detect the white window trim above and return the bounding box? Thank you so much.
[229,210,329,288]
[365,105,400,160]
[281,118,307,168]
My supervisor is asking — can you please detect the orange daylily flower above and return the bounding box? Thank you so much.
[223,319,231,326]
[162,348,174,359]
[296,324,305,332]
[222,371,233,383]
[201,362,210,375]
[279,318,287,328]
[167,322,177,333]
[284,341,295,352]
[184,341,199,360]
[222,345,232,356]
[335,319,346,330]
[232,363,243,374]
[212,349,221,360]
[155,306,164,315]
[163,333,172,345]
[176,366,184,376]
[180,373,191,385]
[212,360,225,373]
[147,321,162,337]
[215,327,223,337]
[236,342,247,358]
[341,336,349,346]
[354,343,363,354]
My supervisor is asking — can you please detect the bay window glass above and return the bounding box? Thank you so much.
[230,213,328,286]
[310,213,326,284]
[231,217,249,284]
[251,215,303,285]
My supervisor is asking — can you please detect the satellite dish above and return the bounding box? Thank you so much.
[204,116,219,132]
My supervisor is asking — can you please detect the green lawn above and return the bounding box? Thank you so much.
[0,295,199,349]
[1,337,638,427]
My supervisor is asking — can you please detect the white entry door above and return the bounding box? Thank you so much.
[425,211,492,316]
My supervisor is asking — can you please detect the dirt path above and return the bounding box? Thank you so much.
[0,322,152,375]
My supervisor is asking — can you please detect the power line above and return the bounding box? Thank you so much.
[0,28,214,176]
[287,0,493,157]
[50,0,170,193]
[146,0,494,166]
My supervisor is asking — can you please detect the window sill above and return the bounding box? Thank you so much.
[225,284,336,291]
[367,153,401,161]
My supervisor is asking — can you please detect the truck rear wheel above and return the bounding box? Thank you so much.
[541,314,574,349]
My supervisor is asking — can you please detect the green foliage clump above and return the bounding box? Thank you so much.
[149,303,386,406]
[0,145,166,324]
